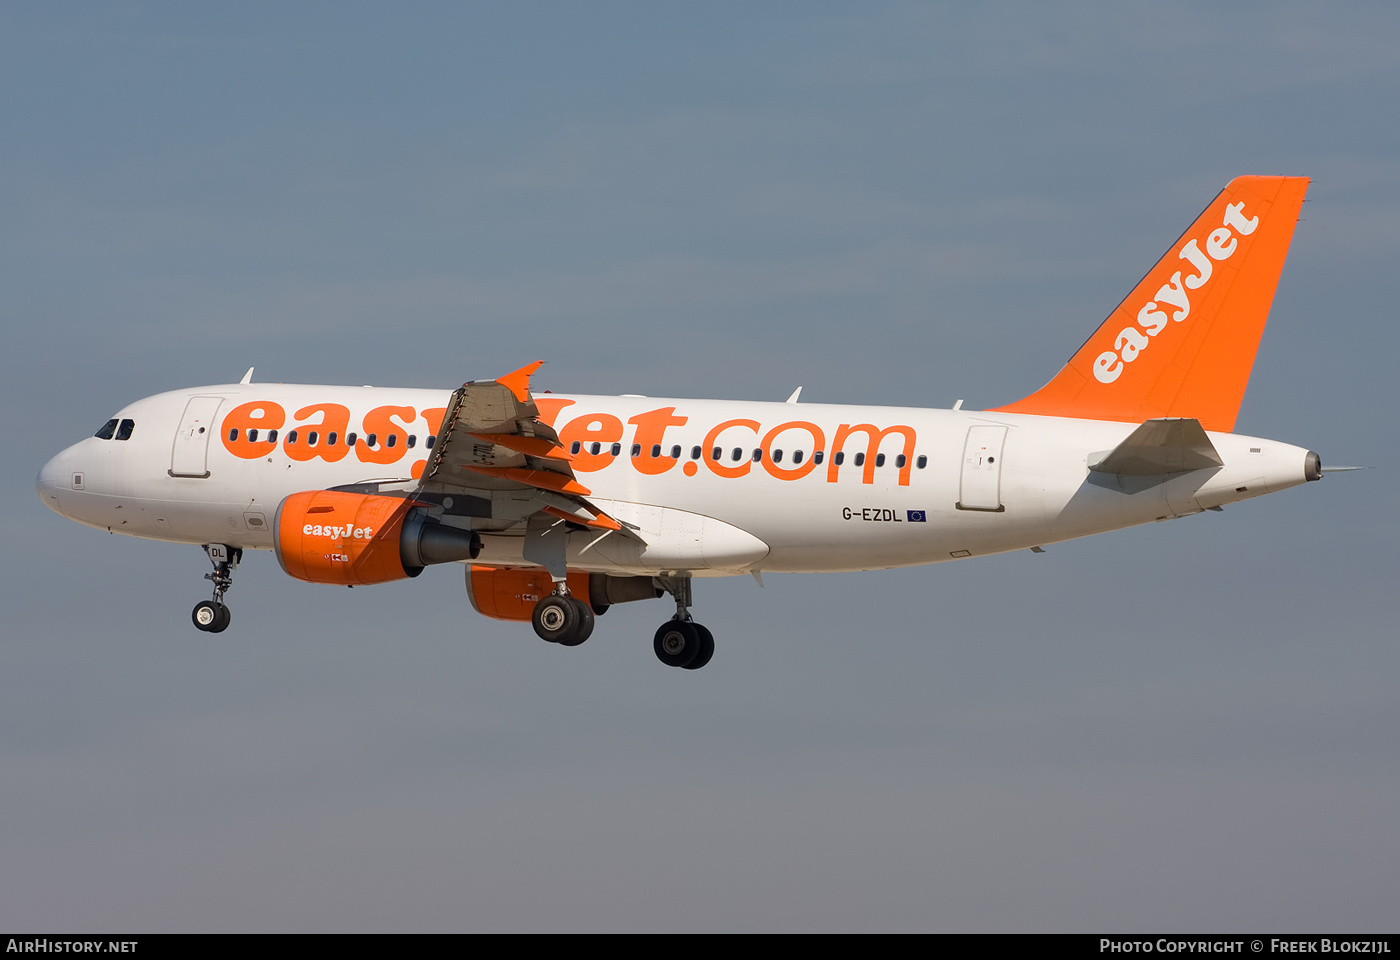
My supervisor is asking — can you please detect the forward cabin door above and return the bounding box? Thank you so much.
[169,396,224,478]
[958,425,1007,511]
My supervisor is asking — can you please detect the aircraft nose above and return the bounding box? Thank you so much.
[36,451,69,515]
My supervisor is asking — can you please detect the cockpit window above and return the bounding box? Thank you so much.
[95,419,118,440]
[115,419,135,441]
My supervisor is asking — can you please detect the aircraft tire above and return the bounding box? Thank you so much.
[192,601,220,632]
[654,620,702,668]
[533,594,591,646]
[555,598,594,647]
[683,624,715,670]
[210,603,231,633]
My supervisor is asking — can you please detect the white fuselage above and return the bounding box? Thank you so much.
[36,382,1315,578]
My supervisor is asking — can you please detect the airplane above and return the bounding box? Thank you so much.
[37,175,1328,670]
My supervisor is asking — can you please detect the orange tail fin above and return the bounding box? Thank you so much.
[992,176,1309,432]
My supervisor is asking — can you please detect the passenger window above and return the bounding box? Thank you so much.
[248,429,259,443]
[407,435,416,448]
[631,444,641,457]
[854,452,865,467]
[650,444,661,458]
[287,430,298,444]
[895,454,905,468]
[426,436,435,449]
[346,432,357,446]
[670,445,681,459]
[228,428,239,442]
[267,429,278,444]
[814,451,824,464]
[731,448,742,462]
[916,455,927,469]
[308,431,319,446]
[690,446,702,460]
[875,453,885,467]
[711,447,721,461]
[366,433,377,447]
[834,451,844,466]
[115,419,135,441]
[590,442,601,455]
[793,450,804,464]
[772,449,783,463]
[328,432,339,446]
[611,443,622,456]
[752,449,762,462]
[387,435,397,448]
[95,419,118,440]
[570,441,581,454]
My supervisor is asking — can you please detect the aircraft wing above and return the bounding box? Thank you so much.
[420,362,625,533]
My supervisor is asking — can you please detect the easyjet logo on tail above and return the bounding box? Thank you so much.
[972,176,1306,431]
[1094,200,1258,384]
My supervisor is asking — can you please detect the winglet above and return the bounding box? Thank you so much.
[993,176,1310,432]
[496,361,545,403]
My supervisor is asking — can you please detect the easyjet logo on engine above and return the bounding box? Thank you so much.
[1093,199,1259,384]
[302,523,375,540]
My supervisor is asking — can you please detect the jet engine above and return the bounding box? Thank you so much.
[275,490,481,586]
[467,565,662,620]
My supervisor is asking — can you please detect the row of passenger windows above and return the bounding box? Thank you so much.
[565,439,928,470]
[94,419,136,441]
[95,415,925,471]
[227,428,435,450]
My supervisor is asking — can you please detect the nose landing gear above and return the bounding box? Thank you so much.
[192,599,230,632]
[192,543,240,634]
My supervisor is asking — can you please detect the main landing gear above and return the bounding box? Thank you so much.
[528,574,717,669]
[652,576,715,670]
[192,543,241,634]
[530,590,595,647]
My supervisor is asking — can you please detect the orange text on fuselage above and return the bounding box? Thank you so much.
[220,400,920,486]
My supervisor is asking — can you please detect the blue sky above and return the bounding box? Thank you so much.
[3,2,1397,931]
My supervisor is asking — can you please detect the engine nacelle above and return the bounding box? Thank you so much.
[275,491,480,586]
[467,565,662,621]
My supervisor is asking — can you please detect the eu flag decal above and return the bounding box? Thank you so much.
[907,510,927,522]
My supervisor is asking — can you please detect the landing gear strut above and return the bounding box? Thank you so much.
[531,588,594,647]
[653,576,715,670]
[192,543,240,634]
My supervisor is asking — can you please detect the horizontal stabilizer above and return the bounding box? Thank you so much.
[1090,418,1223,476]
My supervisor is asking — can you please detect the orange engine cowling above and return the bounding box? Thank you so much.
[467,565,663,621]
[275,490,481,586]
[467,566,592,621]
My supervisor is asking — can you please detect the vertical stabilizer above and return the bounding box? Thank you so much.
[993,176,1309,432]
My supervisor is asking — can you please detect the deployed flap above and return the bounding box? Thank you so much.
[419,362,627,534]
[423,361,583,494]
[1090,418,1223,476]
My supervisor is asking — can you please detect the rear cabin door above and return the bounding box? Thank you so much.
[958,425,1007,511]
[169,396,224,478]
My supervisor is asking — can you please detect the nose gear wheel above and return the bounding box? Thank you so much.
[192,544,240,634]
